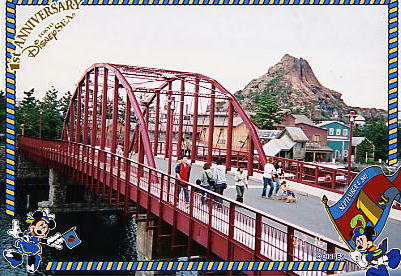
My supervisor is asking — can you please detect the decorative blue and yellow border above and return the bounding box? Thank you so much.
[46,261,345,271]
[388,0,398,166]
[5,0,17,216]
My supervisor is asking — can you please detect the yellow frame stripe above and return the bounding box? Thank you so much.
[278,261,284,270]
[298,262,304,270]
[6,199,14,206]
[318,262,325,270]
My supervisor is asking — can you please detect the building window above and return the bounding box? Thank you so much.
[343,129,348,136]
[336,129,341,136]
[313,135,320,142]
[329,128,334,135]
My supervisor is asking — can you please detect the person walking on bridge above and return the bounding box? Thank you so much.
[234,164,248,203]
[262,157,276,199]
[175,155,191,204]
[182,137,192,158]
[212,159,227,204]
[200,162,214,204]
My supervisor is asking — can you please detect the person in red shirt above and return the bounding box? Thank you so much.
[175,155,191,203]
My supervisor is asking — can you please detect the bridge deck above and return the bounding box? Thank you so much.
[150,155,401,251]
[19,137,361,275]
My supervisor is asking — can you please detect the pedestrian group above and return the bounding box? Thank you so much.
[175,154,296,206]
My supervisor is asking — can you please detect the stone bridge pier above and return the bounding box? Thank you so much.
[135,214,205,276]
[39,168,68,208]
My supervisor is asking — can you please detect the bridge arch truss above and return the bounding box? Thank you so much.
[62,63,267,174]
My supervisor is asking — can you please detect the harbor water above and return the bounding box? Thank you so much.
[0,174,138,276]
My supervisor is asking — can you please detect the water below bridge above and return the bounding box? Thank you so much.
[1,172,137,276]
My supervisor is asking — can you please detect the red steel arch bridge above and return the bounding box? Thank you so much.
[18,63,360,275]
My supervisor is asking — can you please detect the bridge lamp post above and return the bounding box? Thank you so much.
[39,109,43,139]
[347,110,356,185]
[167,97,176,175]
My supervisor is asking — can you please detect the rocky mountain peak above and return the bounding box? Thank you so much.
[235,54,385,120]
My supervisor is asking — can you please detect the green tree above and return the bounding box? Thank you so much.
[251,91,283,129]
[355,139,375,163]
[60,90,72,118]
[39,86,64,139]
[16,88,40,137]
[353,119,387,162]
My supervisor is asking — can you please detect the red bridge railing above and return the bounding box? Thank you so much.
[18,136,359,275]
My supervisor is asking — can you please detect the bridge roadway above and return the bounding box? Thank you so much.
[150,155,401,251]
[18,137,397,273]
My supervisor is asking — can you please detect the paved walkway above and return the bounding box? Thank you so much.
[151,155,401,251]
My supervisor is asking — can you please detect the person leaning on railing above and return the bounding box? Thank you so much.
[175,155,191,204]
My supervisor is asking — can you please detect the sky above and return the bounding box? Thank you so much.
[1,4,388,109]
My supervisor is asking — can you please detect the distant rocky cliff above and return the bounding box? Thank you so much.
[234,54,386,120]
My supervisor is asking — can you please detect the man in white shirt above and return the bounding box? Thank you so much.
[262,157,276,199]
[212,159,227,204]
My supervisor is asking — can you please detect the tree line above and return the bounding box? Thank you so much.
[0,87,393,162]
[0,88,71,140]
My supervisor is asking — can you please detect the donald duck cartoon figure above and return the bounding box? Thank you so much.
[350,225,401,276]
[3,208,66,273]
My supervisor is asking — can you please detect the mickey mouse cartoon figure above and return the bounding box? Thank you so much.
[3,208,64,273]
[350,225,401,276]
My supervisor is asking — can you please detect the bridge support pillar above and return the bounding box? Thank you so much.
[136,214,207,274]
[136,214,174,260]
[136,214,157,261]
[39,168,68,208]
[135,214,168,276]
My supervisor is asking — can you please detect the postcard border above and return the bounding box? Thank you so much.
[4,0,398,217]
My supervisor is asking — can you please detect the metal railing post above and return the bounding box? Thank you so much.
[287,226,295,261]
[227,202,235,260]
[255,214,262,260]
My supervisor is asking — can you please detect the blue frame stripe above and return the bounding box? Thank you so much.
[45,261,346,271]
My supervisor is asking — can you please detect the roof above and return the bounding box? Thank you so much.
[292,114,314,126]
[355,115,365,121]
[258,130,281,139]
[263,137,295,156]
[352,137,365,147]
[295,122,328,132]
[317,120,349,128]
[262,127,307,156]
[281,127,309,142]
[305,143,333,152]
